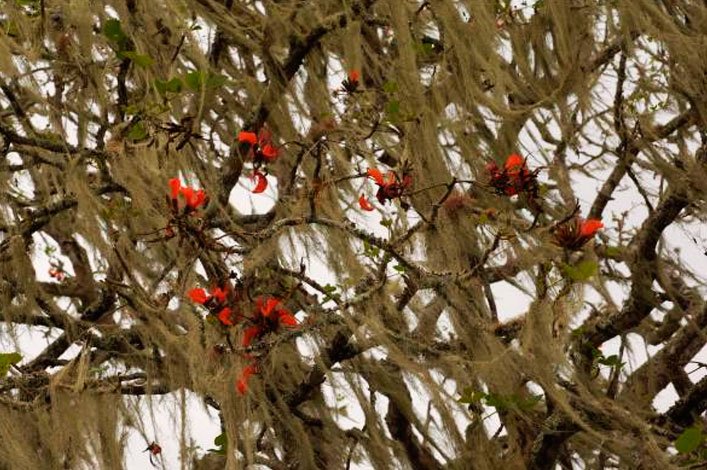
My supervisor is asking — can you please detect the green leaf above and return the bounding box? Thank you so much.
[604,245,623,258]
[119,51,153,67]
[213,433,226,447]
[597,354,623,367]
[155,79,183,94]
[103,19,127,45]
[185,71,203,90]
[562,260,598,282]
[382,81,398,94]
[205,74,228,88]
[393,264,406,273]
[184,71,227,91]
[385,100,401,122]
[127,122,148,141]
[380,218,393,228]
[675,427,703,454]
[458,388,487,404]
[0,352,22,377]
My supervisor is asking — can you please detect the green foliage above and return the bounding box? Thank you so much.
[118,51,154,68]
[0,352,22,378]
[155,78,184,94]
[208,433,227,455]
[675,427,704,454]
[126,122,148,141]
[184,71,228,91]
[561,260,598,282]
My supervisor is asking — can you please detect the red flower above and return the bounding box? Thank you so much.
[366,168,412,205]
[261,144,278,162]
[217,307,234,326]
[236,363,257,395]
[144,442,161,455]
[210,287,227,303]
[242,325,262,348]
[251,171,268,193]
[188,288,209,304]
[486,154,537,197]
[180,187,207,209]
[359,194,374,211]
[342,69,360,93]
[48,267,66,281]
[238,128,279,166]
[238,130,258,145]
[241,297,298,347]
[553,216,604,250]
[579,219,604,238]
[169,178,181,199]
[168,179,208,212]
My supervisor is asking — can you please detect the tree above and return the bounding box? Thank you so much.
[0,0,705,468]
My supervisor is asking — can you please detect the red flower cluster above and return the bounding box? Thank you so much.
[553,216,604,250]
[235,297,297,395]
[242,297,298,348]
[342,69,360,94]
[187,287,298,395]
[238,128,279,194]
[188,286,236,326]
[144,442,162,466]
[168,178,208,213]
[359,168,413,211]
[486,154,538,197]
[48,266,66,281]
[236,363,257,395]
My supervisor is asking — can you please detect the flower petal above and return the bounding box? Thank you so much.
[278,311,298,327]
[191,189,207,209]
[261,297,280,318]
[187,288,209,304]
[504,154,524,171]
[238,130,258,145]
[580,219,604,237]
[217,307,234,326]
[260,144,278,161]
[251,171,268,194]
[168,178,181,199]
[236,364,257,395]
[358,194,374,211]
[242,325,261,347]
[367,168,385,185]
[210,287,227,303]
[348,69,360,83]
[180,187,195,207]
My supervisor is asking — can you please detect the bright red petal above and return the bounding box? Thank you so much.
[279,311,298,327]
[367,168,385,185]
[187,288,209,304]
[180,187,195,207]
[210,287,227,303]
[261,298,280,318]
[580,219,604,237]
[168,178,181,199]
[217,307,234,326]
[242,325,261,347]
[348,70,360,83]
[261,144,278,161]
[236,364,256,395]
[191,189,207,209]
[252,172,268,194]
[359,194,374,211]
[504,154,524,171]
[238,131,258,145]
